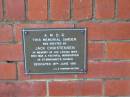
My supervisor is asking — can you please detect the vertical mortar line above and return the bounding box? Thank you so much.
[16,62,19,80]
[12,23,17,43]
[74,24,76,28]
[10,24,14,43]
[46,80,49,96]
[47,0,51,20]
[102,79,106,96]
[2,0,5,19]
[11,23,17,44]
[92,0,96,20]
[114,0,118,18]
[70,0,73,20]
[104,41,108,59]
[24,0,28,20]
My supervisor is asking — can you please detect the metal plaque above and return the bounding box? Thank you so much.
[22,28,87,74]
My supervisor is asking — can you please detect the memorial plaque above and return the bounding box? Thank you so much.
[22,28,87,74]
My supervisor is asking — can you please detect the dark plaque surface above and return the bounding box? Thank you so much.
[22,28,87,74]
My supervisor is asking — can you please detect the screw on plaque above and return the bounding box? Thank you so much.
[80,30,85,35]
[80,69,84,71]
[24,31,28,35]
[27,69,31,73]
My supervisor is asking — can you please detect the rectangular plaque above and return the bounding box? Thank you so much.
[22,28,87,74]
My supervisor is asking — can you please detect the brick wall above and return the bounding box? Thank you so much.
[0,0,130,97]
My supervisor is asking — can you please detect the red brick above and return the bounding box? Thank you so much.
[50,0,70,20]
[0,0,3,19]
[0,64,16,80]
[117,0,130,19]
[18,63,30,80]
[73,0,92,20]
[49,80,102,96]
[15,24,74,42]
[107,43,130,59]
[0,44,23,61]
[96,0,115,19]
[78,62,130,78]
[76,22,130,40]
[0,25,13,42]
[0,82,46,96]
[28,0,47,20]
[33,82,46,96]
[89,43,105,59]
[5,0,25,20]
[106,80,130,96]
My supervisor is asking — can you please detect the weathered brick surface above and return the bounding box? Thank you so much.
[50,0,70,20]
[5,0,25,20]
[118,0,130,19]
[88,43,105,59]
[76,22,130,40]
[73,0,92,20]
[78,62,130,78]
[0,25,13,42]
[0,44,23,61]
[107,42,130,59]
[96,0,115,19]
[106,80,130,96]
[28,0,47,20]
[0,82,46,96]
[0,0,129,96]
[0,64,16,80]
[49,80,102,96]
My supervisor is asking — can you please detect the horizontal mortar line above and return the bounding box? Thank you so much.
[39,96,102,97]
[0,80,41,83]
[26,77,130,81]
[0,61,17,64]
[103,78,130,81]
[0,77,130,83]
[0,20,78,24]
[67,18,130,23]
[48,20,78,24]
[1,77,130,82]
[25,78,103,82]
[0,60,23,63]
[16,61,24,64]
[0,79,102,82]
[0,62,10,64]
[82,18,130,23]
[96,18,130,21]
[89,40,130,43]
[88,41,106,43]
[0,41,18,44]
[29,77,130,81]
[43,96,130,97]
[23,28,86,31]
[90,59,130,62]
[43,96,127,97]
[106,40,130,43]
[0,18,130,24]
[0,41,19,44]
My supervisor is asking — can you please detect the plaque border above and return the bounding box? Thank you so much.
[22,28,88,75]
